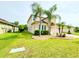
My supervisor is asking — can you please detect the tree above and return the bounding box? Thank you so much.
[74,27,79,32]
[18,24,27,32]
[61,22,65,33]
[44,4,57,35]
[57,23,61,34]
[14,21,19,25]
[67,25,72,34]
[24,25,28,30]
[57,16,61,35]
[32,3,43,36]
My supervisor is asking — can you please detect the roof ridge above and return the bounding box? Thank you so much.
[0,18,17,27]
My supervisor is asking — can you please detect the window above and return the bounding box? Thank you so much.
[39,25,46,30]
[33,17,35,20]
[39,25,40,30]
[32,16,35,21]
[44,25,46,30]
[42,25,43,30]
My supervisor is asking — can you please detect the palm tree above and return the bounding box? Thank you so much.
[57,15,61,35]
[67,25,72,34]
[44,4,57,35]
[32,3,43,36]
[61,22,65,33]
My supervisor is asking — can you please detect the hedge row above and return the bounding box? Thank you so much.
[34,30,48,35]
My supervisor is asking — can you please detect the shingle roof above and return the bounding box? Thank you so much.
[0,18,17,27]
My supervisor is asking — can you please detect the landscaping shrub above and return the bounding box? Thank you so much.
[67,30,71,34]
[34,30,48,35]
[41,30,48,35]
[62,33,66,37]
[56,33,66,37]
[13,31,19,33]
[34,30,40,35]
[7,29,12,33]
[74,27,79,32]
[18,24,27,32]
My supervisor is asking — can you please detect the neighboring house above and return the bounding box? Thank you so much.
[27,15,75,35]
[0,18,18,34]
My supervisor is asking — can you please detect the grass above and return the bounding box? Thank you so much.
[0,32,79,58]
[0,32,32,57]
[72,32,79,36]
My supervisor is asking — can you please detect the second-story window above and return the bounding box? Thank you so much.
[33,18,35,20]
[32,16,35,21]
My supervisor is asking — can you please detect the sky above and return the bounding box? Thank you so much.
[0,1,79,26]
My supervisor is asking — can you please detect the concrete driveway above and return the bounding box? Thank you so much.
[66,34,79,38]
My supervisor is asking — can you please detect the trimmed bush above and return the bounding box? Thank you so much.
[67,30,71,34]
[56,33,66,37]
[34,30,48,35]
[41,30,48,35]
[7,29,12,33]
[18,24,28,32]
[34,30,40,35]
[62,33,66,37]
[74,27,79,32]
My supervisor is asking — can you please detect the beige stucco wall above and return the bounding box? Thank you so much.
[51,25,57,36]
[14,27,18,32]
[27,16,56,34]
[0,23,18,34]
[29,23,49,34]
[27,16,47,33]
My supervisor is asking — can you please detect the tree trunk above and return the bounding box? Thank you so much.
[39,14,42,36]
[58,25,61,36]
[58,17,61,37]
[58,25,62,37]
[59,27,60,34]
[61,26,63,33]
[68,29,71,34]
[61,26,64,37]
[48,21,51,35]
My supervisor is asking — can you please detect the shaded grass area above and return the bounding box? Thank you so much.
[0,32,79,58]
[0,32,32,57]
[0,33,19,49]
[0,33,18,40]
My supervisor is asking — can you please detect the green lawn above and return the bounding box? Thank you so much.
[72,32,79,36]
[0,32,79,58]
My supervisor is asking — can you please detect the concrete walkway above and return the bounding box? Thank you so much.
[66,34,79,38]
[32,35,52,40]
[32,34,79,40]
